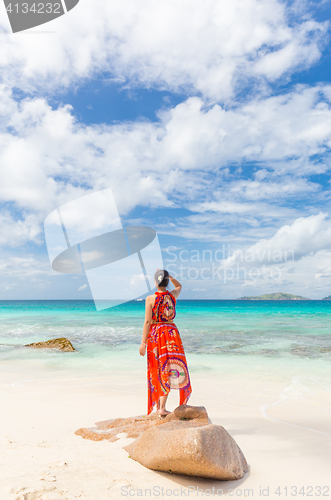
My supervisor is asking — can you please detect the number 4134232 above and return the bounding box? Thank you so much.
[5,3,61,14]
[275,485,329,496]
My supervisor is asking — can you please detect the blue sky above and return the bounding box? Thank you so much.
[1,0,331,301]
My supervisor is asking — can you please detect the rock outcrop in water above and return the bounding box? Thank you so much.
[75,404,249,481]
[23,337,75,352]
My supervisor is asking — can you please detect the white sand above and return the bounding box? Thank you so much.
[0,365,330,500]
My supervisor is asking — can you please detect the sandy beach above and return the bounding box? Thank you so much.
[2,0,331,496]
[1,362,330,500]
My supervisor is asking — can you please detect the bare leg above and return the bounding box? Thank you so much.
[157,394,170,415]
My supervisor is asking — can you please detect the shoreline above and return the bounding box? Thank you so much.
[0,298,330,301]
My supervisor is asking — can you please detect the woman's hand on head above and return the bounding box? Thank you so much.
[139,344,146,356]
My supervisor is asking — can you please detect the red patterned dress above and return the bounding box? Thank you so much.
[146,290,192,415]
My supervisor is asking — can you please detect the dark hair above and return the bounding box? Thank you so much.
[154,269,169,288]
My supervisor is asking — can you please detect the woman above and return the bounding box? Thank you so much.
[139,269,192,416]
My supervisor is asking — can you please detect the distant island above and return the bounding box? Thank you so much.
[322,296,331,300]
[237,292,310,300]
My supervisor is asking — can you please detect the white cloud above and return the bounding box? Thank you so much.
[78,284,88,291]
[1,83,331,248]
[226,177,317,200]
[252,20,324,80]
[129,273,146,286]
[160,86,331,169]
[0,0,327,100]
[0,255,51,277]
[80,251,104,263]
[0,210,42,247]
[191,201,255,214]
[229,251,331,299]
[0,251,92,299]
[222,212,331,267]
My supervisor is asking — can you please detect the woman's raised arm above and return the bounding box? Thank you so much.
[169,274,182,299]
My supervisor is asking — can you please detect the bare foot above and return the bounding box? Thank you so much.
[157,409,171,416]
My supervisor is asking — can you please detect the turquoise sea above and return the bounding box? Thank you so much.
[0,300,330,385]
